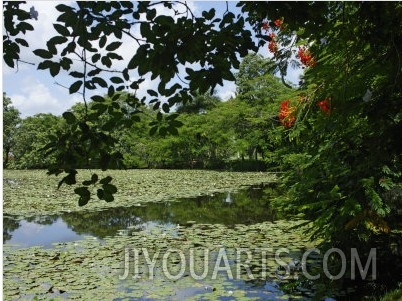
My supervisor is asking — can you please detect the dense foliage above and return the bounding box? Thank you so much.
[249,2,402,244]
[3,1,401,252]
[4,63,290,171]
[3,93,21,168]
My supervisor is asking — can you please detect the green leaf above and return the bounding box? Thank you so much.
[92,53,101,63]
[87,68,101,77]
[99,176,113,185]
[56,4,72,12]
[162,103,170,113]
[91,173,99,183]
[154,15,174,26]
[3,55,15,68]
[97,189,104,200]
[103,192,114,202]
[101,56,112,68]
[107,52,123,60]
[75,186,91,206]
[140,22,151,37]
[202,8,215,20]
[110,76,124,84]
[100,121,113,131]
[53,23,70,36]
[58,171,77,189]
[62,111,77,124]
[105,41,122,51]
[17,22,34,33]
[147,89,158,97]
[146,9,156,20]
[92,103,107,114]
[33,49,53,59]
[61,41,76,56]
[99,35,107,48]
[78,196,90,206]
[168,126,179,135]
[159,126,168,136]
[69,80,83,94]
[103,183,117,194]
[122,68,130,81]
[48,35,68,45]
[82,180,92,186]
[92,77,108,88]
[49,63,61,77]
[70,71,84,78]
[127,55,137,70]
[165,113,179,120]
[60,57,73,70]
[15,38,29,47]
[91,95,105,102]
[170,120,183,128]
[153,101,160,110]
[108,85,115,97]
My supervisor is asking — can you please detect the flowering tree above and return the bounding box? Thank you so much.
[245,2,402,246]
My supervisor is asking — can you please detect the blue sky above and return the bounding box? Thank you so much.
[2,1,302,118]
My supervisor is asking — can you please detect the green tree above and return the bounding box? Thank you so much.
[116,105,157,168]
[236,55,294,105]
[176,91,221,114]
[3,93,21,168]
[173,110,234,168]
[235,53,272,96]
[12,113,63,169]
[2,1,256,201]
[233,54,293,163]
[243,2,402,244]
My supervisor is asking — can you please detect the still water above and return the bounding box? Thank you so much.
[3,186,277,248]
[3,185,386,300]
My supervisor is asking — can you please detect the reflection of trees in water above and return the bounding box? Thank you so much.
[3,186,283,241]
[176,188,276,224]
[61,207,149,238]
[3,216,20,243]
[25,215,58,225]
[3,215,59,243]
[61,187,280,238]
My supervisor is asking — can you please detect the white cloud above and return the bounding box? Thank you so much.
[216,81,237,101]
[4,1,268,118]
[13,2,70,65]
[2,1,84,118]
[9,76,82,118]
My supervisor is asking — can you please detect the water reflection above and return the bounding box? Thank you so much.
[3,186,280,248]
[3,217,85,248]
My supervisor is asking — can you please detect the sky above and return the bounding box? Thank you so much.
[2,1,302,118]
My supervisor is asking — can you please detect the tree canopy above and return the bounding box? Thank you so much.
[3,93,21,168]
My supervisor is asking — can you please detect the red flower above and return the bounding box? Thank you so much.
[279,100,296,128]
[274,19,283,27]
[262,21,269,31]
[298,46,316,67]
[268,33,278,53]
[268,41,278,53]
[317,98,331,114]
